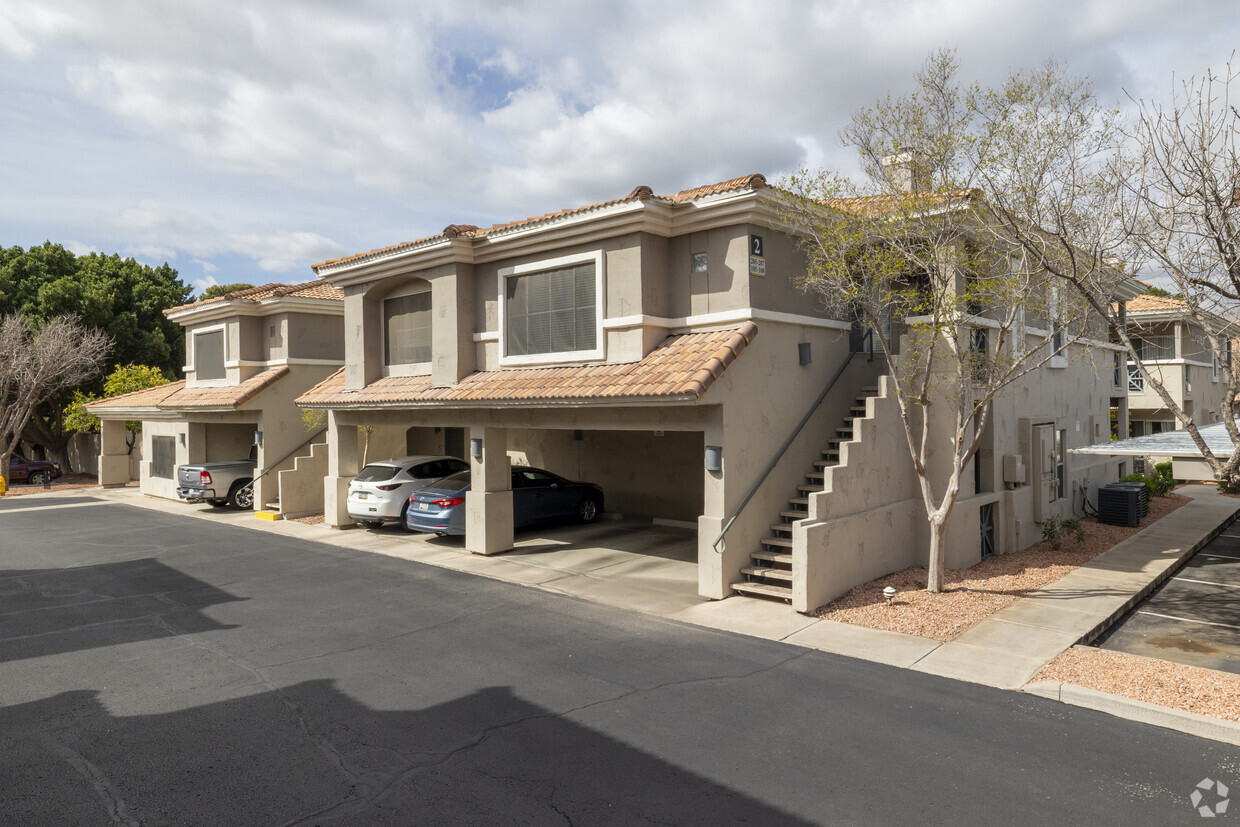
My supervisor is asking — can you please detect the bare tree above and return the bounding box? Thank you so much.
[975,57,1240,487]
[779,51,1104,592]
[0,314,110,489]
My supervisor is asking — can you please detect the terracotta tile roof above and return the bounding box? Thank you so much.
[824,188,981,216]
[297,323,758,408]
[166,279,342,315]
[84,380,186,410]
[312,175,770,271]
[86,366,291,412]
[1125,294,1188,313]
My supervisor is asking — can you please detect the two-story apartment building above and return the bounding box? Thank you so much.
[296,174,1135,612]
[1122,293,1232,439]
[88,281,344,515]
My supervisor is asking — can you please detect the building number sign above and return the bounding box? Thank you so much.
[749,233,765,277]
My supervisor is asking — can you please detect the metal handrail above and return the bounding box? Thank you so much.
[239,427,327,497]
[712,353,869,554]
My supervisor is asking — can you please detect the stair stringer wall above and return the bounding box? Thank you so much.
[277,439,329,519]
[792,373,926,613]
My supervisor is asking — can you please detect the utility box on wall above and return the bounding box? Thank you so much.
[1002,455,1026,485]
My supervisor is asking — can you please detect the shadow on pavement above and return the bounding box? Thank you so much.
[0,558,244,663]
[1,682,811,825]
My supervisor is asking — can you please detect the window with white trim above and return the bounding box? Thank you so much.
[504,262,597,358]
[194,329,226,380]
[384,290,432,366]
[1133,335,1174,361]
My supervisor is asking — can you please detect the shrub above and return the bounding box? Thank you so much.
[1041,515,1086,550]
[1121,473,1158,501]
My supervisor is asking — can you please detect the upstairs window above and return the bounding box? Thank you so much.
[503,258,599,360]
[194,329,226,380]
[1133,335,1174,361]
[384,291,432,366]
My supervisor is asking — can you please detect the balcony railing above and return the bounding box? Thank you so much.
[1128,365,1144,392]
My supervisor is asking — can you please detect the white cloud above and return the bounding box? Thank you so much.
[4,0,1240,274]
[104,200,343,275]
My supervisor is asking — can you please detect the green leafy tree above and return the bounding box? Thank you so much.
[0,243,192,470]
[199,282,254,300]
[64,364,172,455]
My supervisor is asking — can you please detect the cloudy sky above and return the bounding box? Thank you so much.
[2,1,1237,296]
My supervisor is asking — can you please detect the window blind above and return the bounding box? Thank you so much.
[385,292,432,366]
[505,263,596,357]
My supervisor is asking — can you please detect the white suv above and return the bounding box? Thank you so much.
[347,455,469,528]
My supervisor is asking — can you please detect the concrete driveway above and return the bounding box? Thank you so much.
[1095,525,1240,674]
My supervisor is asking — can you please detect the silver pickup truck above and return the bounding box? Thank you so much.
[176,457,257,509]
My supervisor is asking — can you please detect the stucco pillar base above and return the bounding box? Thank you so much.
[466,490,514,555]
[697,515,729,599]
[99,455,131,488]
[324,476,352,528]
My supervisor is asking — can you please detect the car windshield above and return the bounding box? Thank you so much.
[354,464,398,482]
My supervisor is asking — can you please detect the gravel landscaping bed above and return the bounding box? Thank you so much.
[814,493,1189,641]
[288,514,325,525]
[1036,646,1240,723]
[1,473,99,496]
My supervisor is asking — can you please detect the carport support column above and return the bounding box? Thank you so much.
[698,420,740,600]
[99,419,130,487]
[466,427,513,555]
[324,412,359,528]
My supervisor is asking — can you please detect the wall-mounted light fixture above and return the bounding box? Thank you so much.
[798,342,812,365]
[572,430,583,441]
[178,433,186,446]
[470,437,483,458]
[705,445,723,472]
[254,431,263,447]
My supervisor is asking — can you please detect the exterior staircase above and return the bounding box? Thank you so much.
[730,383,879,602]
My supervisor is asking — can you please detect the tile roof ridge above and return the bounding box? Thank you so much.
[314,174,772,272]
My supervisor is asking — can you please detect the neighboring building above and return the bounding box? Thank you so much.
[296,174,1138,612]
[1120,293,1232,441]
[87,281,344,516]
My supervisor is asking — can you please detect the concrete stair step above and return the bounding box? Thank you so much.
[796,484,824,494]
[731,581,793,600]
[827,437,851,446]
[770,523,794,533]
[761,536,793,549]
[752,550,793,565]
[741,565,793,582]
[813,459,838,469]
[806,472,824,482]
[849,405,867,415]
[779,510,807,519]
[789,497,810,507]
[861,385,878,393]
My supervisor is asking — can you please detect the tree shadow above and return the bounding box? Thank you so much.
[2,682,813,826]
[0,558,244,663]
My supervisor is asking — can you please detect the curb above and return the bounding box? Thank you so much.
[1024,680,1240,747]
[1077,501,1239,646]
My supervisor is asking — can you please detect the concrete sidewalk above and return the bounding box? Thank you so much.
[57,483,1240,744]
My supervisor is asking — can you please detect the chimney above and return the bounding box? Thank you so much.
[880,149,931,193]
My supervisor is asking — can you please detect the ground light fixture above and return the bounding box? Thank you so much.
[883,586,897,605]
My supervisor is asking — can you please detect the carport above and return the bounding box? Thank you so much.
[1072,419,1240,481]
[297,325,761,598]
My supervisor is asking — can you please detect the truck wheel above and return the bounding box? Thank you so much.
[228,480,254,510]
[28,471,48,486]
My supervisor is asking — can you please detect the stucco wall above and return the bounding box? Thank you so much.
[506,428,703,522]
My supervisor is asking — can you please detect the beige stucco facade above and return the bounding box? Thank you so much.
[297,175,1136,612]
[88,284,345,513]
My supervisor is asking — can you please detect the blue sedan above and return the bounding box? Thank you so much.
[405,466,604,536]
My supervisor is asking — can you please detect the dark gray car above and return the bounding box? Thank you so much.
[405,466,604,536]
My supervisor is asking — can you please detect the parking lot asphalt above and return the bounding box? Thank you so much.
[4,495,1240,824]
[1095,528,1240,674]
